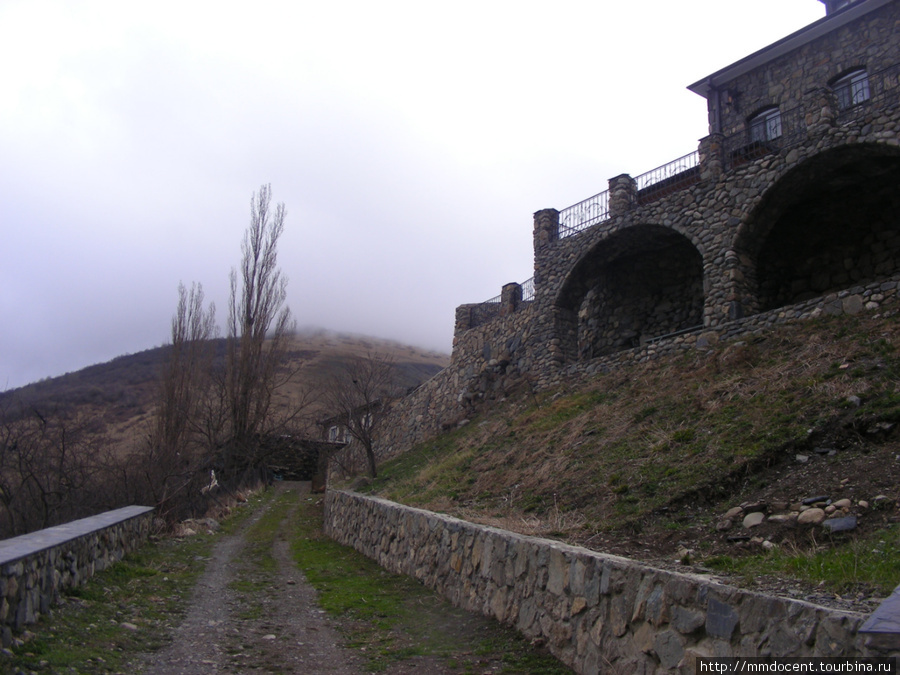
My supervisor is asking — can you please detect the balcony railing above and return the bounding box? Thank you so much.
[723,104,807,170]
[521,276,535,302]
[465,296,501,329]
[558,151,700,240]
[465,276,535,330]
[835,62,900,124]
[559,190,610,239]
[635,151,700,205]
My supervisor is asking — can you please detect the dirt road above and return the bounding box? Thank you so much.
[141,482,366,674]
[137,482,570,675]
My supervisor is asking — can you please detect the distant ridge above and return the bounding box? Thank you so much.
[0,330,449,454]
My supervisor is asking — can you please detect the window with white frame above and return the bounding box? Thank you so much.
[832,68,870,110]
[748,107,782,143]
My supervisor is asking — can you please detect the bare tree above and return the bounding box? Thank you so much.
[323,352,399,478]
[222,184,296,477]
[0,403,109,537]
[138,282,218,521]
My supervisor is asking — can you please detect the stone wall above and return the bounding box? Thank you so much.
[555,274,900,385]
[713,1,900,139]
[573,237,704,359]
[0,505,155,646]
[376,304,538,459]
[756,185,900,312]
[325,490,895,673]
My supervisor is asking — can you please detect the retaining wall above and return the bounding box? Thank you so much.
[0,505,155,646]
[325,490,897,673]
[377,275,900,461]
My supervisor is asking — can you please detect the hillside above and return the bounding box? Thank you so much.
[0,330,449,455]
[363,310,900,610]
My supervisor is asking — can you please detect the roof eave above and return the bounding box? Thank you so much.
[687,0,894,99]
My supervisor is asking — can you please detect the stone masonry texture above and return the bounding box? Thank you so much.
[325,490,896,674]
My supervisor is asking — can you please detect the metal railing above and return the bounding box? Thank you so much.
[558,151,700,239]
[635,151,701,205]
[645,324,705,344]
[466,297,501,329]
[521,276,535,302]
[835,62,900,125]
[722,64,900,162]
[559,189,610,239]
[723,104,807,170]
[466,276,535,330]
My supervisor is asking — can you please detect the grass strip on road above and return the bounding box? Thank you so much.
[292,493,572,674]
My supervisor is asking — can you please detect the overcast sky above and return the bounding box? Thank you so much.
[0,0,826,391]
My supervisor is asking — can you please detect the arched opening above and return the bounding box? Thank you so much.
[556,226,704,361]
[738,145,900,314]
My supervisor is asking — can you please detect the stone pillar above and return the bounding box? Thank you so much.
[725,250,745,320]
[698,133,724,182]
[532,209,559,298]
[500,283,522,317]
[454,305,473,336]
[533,209,559,247]
[608,174,636,217]
[719,248,760,323]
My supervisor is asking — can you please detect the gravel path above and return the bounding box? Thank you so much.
[141,482,366,674]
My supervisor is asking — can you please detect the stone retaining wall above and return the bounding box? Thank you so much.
[376,276,900,462]
[0,505,155,646]
[556,275,900,384]
[325,490,896,673]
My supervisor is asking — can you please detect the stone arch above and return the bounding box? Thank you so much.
[554,225,704,362]
[734,143,900,315]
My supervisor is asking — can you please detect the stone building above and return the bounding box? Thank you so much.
[378,0,900,457]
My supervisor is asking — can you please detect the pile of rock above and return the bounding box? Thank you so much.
[715,493,896,547]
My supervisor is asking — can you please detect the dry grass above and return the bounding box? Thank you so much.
[369,311,900,544]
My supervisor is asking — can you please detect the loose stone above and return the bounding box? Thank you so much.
[798,508,826,525]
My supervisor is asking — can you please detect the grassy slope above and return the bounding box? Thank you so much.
[364,311,900,594]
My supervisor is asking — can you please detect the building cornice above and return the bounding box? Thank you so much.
[687,0,895,99]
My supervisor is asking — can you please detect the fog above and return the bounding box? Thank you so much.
[0,0,825,390]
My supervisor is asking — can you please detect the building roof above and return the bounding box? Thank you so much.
[687,0,894,99]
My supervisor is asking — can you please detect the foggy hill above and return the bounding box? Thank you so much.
[0,330,450,452]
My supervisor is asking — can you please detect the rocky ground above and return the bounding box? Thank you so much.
[567,430,900,615]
